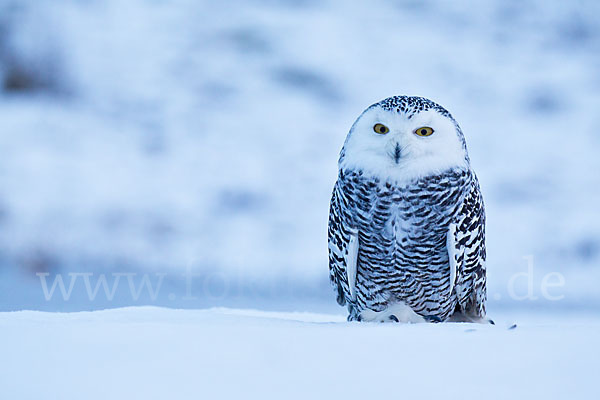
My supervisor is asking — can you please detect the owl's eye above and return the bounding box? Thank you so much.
[414,127,434,137]
[373,123,389,135]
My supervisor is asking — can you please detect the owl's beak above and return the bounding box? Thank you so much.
[393,143,401,164]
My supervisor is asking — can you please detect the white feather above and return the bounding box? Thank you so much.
[346,232,359,300]
[447,222,460,298]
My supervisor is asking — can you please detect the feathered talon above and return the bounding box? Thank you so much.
[423,315,443,323]
[389,315,399,322]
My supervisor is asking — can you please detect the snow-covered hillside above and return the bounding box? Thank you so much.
[0,0,599,311]
[1,307,598,399]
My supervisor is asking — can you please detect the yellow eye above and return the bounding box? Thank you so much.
[414,127,434,137]
[373,123,389,134]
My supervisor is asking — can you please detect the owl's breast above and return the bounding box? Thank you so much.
[345,169,470,318]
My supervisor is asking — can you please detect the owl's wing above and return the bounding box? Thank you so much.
[328,179,358,306]
[447,174,487,318]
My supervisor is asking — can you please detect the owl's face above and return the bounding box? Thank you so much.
[339,96,469,183]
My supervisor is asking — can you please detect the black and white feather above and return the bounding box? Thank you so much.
[328,96,486,323]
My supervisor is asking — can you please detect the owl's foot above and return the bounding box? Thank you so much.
[359,302,424,323]
[423,315,443,323]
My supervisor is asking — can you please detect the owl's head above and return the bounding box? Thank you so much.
[339,96,470,183]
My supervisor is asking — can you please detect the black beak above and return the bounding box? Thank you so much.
[394,143,401,164]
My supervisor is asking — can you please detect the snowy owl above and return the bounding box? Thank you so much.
[328,95,487,323]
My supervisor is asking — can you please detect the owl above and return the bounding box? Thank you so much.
[328,95,487,323]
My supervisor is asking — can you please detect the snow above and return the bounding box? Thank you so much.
[1,0,599,312]
[1,306,598,399]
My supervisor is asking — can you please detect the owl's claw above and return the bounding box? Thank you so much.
[389,315,399,322]
[423,315,443,323]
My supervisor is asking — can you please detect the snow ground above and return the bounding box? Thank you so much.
[1,306,598,400]
[0,0,599,311]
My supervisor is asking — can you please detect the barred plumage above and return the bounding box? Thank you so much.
[328,95,487,323]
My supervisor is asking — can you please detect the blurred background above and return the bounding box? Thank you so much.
[0,0,598,313]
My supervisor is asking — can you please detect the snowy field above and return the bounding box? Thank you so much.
[1,306,599,400]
